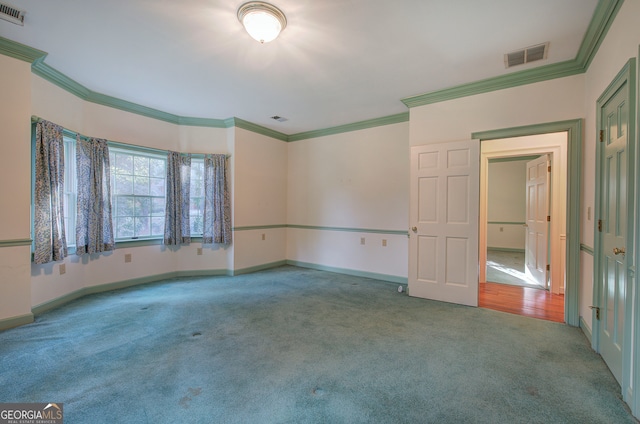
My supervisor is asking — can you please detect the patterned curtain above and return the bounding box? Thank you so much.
[164,152,191,245]
[33,120,67,264]
[203,154,231,245]
[75,136,115,254]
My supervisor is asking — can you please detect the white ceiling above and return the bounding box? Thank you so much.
[0,0,599,134]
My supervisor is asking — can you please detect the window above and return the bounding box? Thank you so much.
[109,148,166,240]
[63,136,76,247]
[189,158,204,235]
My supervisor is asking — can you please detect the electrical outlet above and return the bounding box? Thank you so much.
[262,234,266,241]
[360,237,365,245]
[59,264,66,275]
[124,253,132,263]
[500,227,504,232]
[587,207,591,221]
[197,247,203,256]
[382,239,387,247]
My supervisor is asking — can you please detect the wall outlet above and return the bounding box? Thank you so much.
[261,233,266,241]
[360,237,365,245]
[197,247,203,256]
[500,227,504,232]
[124,253,132,263]
[587,206,591,221]
[59,264,66,275]
[382,239,387,247]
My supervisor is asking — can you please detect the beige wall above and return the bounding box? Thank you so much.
[0,55,32,324]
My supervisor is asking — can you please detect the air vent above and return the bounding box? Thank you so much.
[271,115,288,122]
[504,42,549,68]
[0,2,25,25]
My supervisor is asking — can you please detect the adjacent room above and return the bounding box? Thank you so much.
[1,0,640,421]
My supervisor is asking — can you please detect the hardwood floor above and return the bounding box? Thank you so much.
[479,282,565,323]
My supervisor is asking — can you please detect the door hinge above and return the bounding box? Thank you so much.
[547,215,551,222]
[590,306,600,320]
[599,130,604,142]
[546,264,550,271]
[547,165,551,173]
[598,219,602,232]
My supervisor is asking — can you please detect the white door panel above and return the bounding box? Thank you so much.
[525,155,549,288]
[409,140,479,307]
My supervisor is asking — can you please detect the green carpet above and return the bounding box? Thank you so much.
[0,266,634,423]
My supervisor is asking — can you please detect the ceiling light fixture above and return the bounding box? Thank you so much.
[237,1,287,44]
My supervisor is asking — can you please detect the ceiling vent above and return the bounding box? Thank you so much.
[271,115,288,122]
[0,2,25,25]
[504,42,549,68]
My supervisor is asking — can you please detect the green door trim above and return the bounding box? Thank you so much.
[472,119,582,327]
[593,57,636,405]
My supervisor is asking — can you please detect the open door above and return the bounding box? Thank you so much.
[524,155,550,288]
[409,140,479,306]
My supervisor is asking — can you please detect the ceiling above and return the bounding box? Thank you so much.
[0,0,599,135]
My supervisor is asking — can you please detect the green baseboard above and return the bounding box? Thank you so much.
[487,247,526,253]
[231,261,288,276]
[0,313,34,332]
[579,316,593,344]
[286,260,408,285]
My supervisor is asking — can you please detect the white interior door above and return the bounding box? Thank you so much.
[597,81,630,385]
[524,155,550,288]
[409,140,479,306]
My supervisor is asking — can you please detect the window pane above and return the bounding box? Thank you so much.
[134,176,149,195]
[150,177,165,196]
[116,196,134,216]
[134,197,151,216]
[115,174,133,195]
[150,158,165,178]
[116,154,133,174]
[152,198,165,216]
[151,217,164,235]
[135,217,150,237]
[134,156,149,176]
[116,217,134,239]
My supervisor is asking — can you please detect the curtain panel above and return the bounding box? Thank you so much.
[33,120,67,264]
[164,152,191,245]
[203,154,231,245]
[75,136,115,255]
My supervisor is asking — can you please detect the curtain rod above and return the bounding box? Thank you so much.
[31,115,231,158]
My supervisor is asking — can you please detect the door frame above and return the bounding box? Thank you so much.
[472,119,582,327]
[480,143,566,295]
[593,58,636,405]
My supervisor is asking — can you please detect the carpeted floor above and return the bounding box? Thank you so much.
[0,266,635,423]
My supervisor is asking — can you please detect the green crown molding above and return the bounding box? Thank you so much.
[177,116,228,128]
[0,37,46,63]
[401,0,623,108]
[288,112,410,142]
[227,117,289,142]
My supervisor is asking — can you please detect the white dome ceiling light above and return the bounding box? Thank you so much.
[237,1,287,44]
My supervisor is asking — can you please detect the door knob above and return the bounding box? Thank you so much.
[613,247,626,255]
[411,227,417,233]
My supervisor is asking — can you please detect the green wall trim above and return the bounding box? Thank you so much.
[287,225,408,236]
[286,260,408,285]
[234,225,287,231]
[402,59,584,108]
[115,239,164,248]
[0,313,34,332]
[177,116,228,128]
[473,119,582,327]
[287,112,410,142]
[580,244,595,255]
[487,221,525,226]
[580,316,593,344]
[401,0,623,109]
[231,261,288,276]
[229,118,289,142]
[0,239,32,248]
[31,269,229,316]
[488,155,540,164]
[487,247,525,253]
[0,37,46,63]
